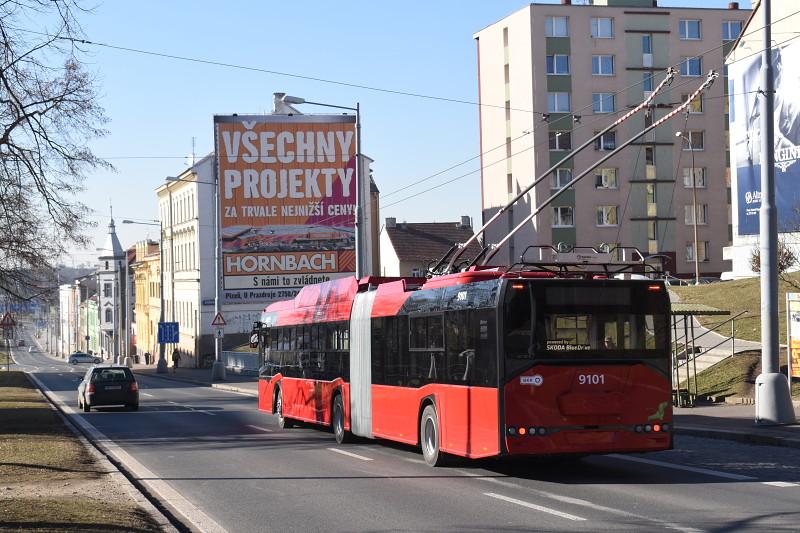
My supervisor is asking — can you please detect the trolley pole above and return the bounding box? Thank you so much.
[755,0,795,425]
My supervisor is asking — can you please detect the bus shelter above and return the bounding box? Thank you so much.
[670,303,730,407]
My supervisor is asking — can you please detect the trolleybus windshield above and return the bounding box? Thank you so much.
[503,283,669,360]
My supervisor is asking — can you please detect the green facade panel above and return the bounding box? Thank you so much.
[545,37,570,55]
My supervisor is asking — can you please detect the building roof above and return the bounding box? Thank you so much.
[384,222,484,264]
[97,219,124,260]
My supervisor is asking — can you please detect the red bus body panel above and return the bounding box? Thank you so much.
[372,384,500,458]
[503,364,671,455]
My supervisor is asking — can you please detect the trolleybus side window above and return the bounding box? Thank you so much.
[504,284,534,359]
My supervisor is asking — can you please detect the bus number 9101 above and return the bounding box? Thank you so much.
[578,374,605,385]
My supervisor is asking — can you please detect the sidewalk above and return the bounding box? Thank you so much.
[674,403,800,449]
[130,362,258,396]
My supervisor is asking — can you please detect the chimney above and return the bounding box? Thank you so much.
[728,2,739,9]
[386,217,396,229]
[460,216,471,228]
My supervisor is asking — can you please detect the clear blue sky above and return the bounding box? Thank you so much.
[65,0,751,264]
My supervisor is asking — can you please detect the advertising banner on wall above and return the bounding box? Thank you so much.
[786,293,800,380]
[730,43,800,235]
[214,114,357,304]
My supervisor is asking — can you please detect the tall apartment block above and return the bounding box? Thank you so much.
[474,0,749,276]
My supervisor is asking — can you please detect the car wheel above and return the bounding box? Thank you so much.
[82,398,91,413]
[69,359,76,365]
[420,404,447,467]
[128,403,139,411]
[94,358,101,364]
[275,387,294,429]
[332,393,350,444]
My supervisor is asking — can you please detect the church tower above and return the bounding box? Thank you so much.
[97,216,125,361]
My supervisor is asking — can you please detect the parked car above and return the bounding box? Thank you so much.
[663,277,691,287]
[68,352,102,364]
[77,365,138,412]
[16,339,25,347]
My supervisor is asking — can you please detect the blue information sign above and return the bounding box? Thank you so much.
[158,322,179,344]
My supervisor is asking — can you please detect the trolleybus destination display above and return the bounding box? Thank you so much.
[214,114,358,304]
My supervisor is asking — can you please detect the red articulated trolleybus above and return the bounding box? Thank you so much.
[252,246,673,466]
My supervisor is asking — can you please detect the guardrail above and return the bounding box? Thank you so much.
[221,351,259,375]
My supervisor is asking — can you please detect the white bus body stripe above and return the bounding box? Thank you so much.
[349,290,376,438]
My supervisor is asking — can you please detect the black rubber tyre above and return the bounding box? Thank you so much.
[332,394,350,444]
[275,387,294,429]
[420,404,447,467]
[128,403,139,411]
[82,397,91,413]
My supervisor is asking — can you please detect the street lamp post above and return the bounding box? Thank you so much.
[123,219,168,373]
[279,94,365,279]
[676,131,700,285]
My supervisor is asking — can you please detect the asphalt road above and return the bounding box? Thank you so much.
[10,328,800,532]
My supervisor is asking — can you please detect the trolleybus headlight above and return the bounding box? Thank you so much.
[653,424,662,432]
[528,427,537,435]
[537,427,547,436]
[662,423,669,432]
[518,427,527,435]
[508,427,517,435]
[634,425,643,433]
[644,424,652,432]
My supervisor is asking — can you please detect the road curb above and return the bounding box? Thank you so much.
[131,369,258,397]
[676,425,800,450]
[25,373,180,533]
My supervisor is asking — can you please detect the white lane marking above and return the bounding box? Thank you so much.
[609,454,757,481]
[141,392,154,397]
[327,448,373,461]
[484,492,585,521]
[27,373,227,533]
[461,472,703,533]
[763,481,799,487]
[246,424,273,433]
[167,400,215,416]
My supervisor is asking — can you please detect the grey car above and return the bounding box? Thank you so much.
[68,352,102,364]
[77,365,139,412]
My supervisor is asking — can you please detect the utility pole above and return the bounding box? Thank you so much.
[755,0,796,425]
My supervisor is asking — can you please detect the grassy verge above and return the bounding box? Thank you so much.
[0,345,10,366]
[0,372,162,532]
[671,271,800,343]
[682,349,800,399]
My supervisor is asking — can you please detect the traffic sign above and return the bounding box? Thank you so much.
[0,313,16,328]
[157,322,179,344]
[211,312,227,327]
[214,328,225,339]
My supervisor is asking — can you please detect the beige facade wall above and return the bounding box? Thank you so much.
[133,241,160,360]
[476,2,750,276]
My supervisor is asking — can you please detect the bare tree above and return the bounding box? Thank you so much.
[0,0,110,299]
[750,238,800,289]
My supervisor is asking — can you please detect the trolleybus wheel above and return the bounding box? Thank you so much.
[332,394,350,444]
[275,387,294,429]
[420,404,447,467]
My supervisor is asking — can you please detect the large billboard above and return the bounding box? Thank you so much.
[214,114,357,304]
[731,43,800,235]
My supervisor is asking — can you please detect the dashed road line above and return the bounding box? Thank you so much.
[763,481,799,487]
[246,424,273,433]
[609,454,757,481]
[484,492,586,521]
[327,448,373,461]
[141,392,154,397]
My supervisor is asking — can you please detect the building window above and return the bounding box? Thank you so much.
[103,283,111,298]
[596,206,619,227]
[553,206,574,227]
[105,309,112,324]
[680,56,702,77]
[723,20,742,41]
[642,34,652,54]
[410,267,424,277]
[545,16,569,37]
[546,54,570,75]
[594,168,617,189]
[591,17,613,39]
[683,167,707,188]
[547,92,571,113]
[594,131,616,151]
[686,241,709,262]
[551,168,573,189]
[643,72,654,92]
[679,19,702,40]
[549,131,572,151]
[648,221,658,241]
[682,93,703,113]
[646,183,656,204]
[592,93,615,113]
[685,204,709,225]
[682,131,705,151]
[592,55,614,75]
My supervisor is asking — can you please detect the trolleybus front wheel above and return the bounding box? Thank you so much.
[275,387,294,429]
[420,404,447,467]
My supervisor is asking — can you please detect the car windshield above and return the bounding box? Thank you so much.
[91,369,132,382]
